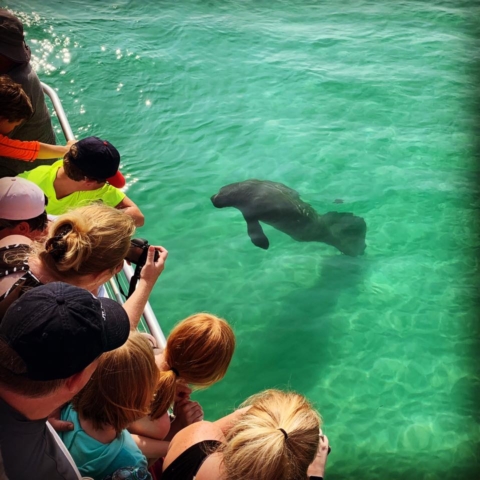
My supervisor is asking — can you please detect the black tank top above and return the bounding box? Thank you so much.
[162,440,222,480]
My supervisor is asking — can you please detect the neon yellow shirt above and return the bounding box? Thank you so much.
[18,160,125,216]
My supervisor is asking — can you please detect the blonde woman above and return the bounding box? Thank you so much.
[59,332,168,480]
[162,389,330,480]
[0,203,167,327]
[128,313,236,460]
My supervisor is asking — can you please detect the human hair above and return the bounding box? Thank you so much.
[63,145,105,183]
[0,75,33,122]
[150,314,235,420]
[72,332,159,435]
[32,203,135,277]
[0,340,65,397]
[221,389,321,480]
[0,211,48,234]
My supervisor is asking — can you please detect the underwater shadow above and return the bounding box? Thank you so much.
[243,251,369,396]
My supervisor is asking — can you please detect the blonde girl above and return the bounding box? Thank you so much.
[162,389,330,480]
[59,332,166,480]
[0,203,167,328]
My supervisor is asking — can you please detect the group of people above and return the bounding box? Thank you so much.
[0,8,330,480]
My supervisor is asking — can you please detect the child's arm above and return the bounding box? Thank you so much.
[0,135,72,161]
[129,413,171,460]
[130,435,170,460]
[36,142,71,159]
[115,196,145,227]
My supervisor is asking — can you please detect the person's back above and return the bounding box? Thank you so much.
[0,9,56,177]
[60,404,147,480]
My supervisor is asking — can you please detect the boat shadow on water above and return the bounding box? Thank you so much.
[244,252,369,396]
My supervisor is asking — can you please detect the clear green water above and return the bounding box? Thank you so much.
[8,0,480,477]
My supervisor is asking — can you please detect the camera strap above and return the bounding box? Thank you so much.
[115,262,143,300]
[127,263,143,298]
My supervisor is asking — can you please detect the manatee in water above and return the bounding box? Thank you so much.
[211,180,367,256]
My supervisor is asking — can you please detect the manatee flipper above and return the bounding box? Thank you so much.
[243,215,269,249]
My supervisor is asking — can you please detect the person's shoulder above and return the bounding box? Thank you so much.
[0,235,32,248]
[19,160,60,180]
[98,184,126,205]
[164,421,225,470]
[6,62,32,84]
[174,421,225,446]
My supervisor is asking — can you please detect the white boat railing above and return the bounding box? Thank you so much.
[41,82,167,350]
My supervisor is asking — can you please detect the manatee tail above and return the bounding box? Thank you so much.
[321,212,367,257]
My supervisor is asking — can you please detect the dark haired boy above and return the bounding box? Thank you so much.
[19,136,145,226]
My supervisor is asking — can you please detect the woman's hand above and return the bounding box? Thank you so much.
[307,433,329,478]
[139,246,168,288]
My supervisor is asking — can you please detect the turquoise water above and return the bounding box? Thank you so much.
[7,0,480,477]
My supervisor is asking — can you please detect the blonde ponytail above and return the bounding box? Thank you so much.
[221,390,321,480]
[34,203,135,276]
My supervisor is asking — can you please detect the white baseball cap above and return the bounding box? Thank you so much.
[0,177,46,220]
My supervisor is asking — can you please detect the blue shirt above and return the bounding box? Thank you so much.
[60,404,147,480]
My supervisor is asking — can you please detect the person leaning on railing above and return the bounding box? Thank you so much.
[18,136,145,227]
[128,313,236,462]
[0,9,58,178]
[0,203,167,328]
[0,75,74,163]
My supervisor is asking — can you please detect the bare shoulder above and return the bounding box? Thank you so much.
[0,235,32,248]
[163,421,225,471]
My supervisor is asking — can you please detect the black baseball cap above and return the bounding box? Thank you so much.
[71,136,126,188]
[0,282,130,381]
[0,9,31,64]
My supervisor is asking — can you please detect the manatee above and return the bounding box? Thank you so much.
[211,180,367,256]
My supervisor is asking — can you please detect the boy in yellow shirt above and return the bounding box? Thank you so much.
[19,136,144,226]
